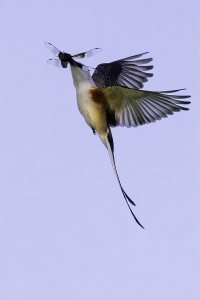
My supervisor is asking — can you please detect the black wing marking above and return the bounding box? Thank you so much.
[92,52,153,89]
[72,48,102,59]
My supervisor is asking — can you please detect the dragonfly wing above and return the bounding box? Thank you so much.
[92,52,153,89]
[72,48,102,59]
[47,58,63,68]
[44,42,60,56]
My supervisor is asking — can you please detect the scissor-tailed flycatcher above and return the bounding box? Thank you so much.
[45,42,190,228]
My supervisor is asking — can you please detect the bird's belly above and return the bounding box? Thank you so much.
[77,88,107,135]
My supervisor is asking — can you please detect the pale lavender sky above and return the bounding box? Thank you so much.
[0,1,199,299]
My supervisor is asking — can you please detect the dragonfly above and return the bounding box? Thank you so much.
[45,42,190,228]
[44,42,102,70]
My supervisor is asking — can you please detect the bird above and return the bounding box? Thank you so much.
[45,42,191,228]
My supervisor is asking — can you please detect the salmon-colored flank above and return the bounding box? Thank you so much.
[90,87,107,106]
[90,87,117,127]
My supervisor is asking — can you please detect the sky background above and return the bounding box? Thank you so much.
[0,1,199,299]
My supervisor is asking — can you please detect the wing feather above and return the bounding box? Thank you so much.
[141,100,164,120]
[92,52,153,89]
[124,107,132,127]
[128,106,140,127]
[118,52,149,61]
[134,102,152,124]
[119,71,148,84]
[133,101,151,124]
[100,86,190,128]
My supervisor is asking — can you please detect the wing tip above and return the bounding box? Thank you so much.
[44,41,52,47]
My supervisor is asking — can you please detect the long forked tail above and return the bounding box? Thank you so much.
[105,128,144,229]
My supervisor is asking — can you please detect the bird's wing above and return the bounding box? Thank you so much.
[99,87,191,127]
[92,52,153,89]
[105,128,144,228]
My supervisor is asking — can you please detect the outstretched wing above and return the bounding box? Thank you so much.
[92,52,153,89]
[46,58,65,68]
[72,48,102,59]
[98,87,191,127]
[44,42,60,56]
[44,42,64,67]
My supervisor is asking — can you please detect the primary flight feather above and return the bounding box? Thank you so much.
[45,42,190,228]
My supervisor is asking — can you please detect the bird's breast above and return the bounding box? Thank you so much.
[77,87,108,135]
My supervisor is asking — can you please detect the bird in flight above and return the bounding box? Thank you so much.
[45,42,190,228]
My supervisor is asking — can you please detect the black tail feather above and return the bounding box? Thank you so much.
[106,127,144,229]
